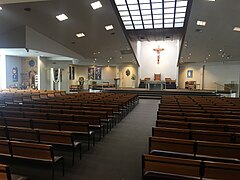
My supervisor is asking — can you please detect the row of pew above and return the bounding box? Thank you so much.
[0,91,138,179]
[142,95,240,180]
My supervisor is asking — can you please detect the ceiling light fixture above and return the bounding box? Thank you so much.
[76,33,85,38]
[233,27,240,32]
[56,14,68,21]
[91,1,102,10]
[105,25,114,31]
[0,7,3,10]
[196,20,206,26]
[208,0,215,1]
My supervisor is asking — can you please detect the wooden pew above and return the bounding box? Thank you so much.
[142,154,202,178]
[38,129,81,165]
[152,127,234,143]
[204,161,240,180]
[10,140,64,180]
[149,136,240,161]
[0,164,29,180]
[59,121,95,150]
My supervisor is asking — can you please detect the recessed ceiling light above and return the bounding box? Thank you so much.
[56,14,68,21]
[233,27,240,32]
[105,24,114,31]
[0,7,2,10]
[208,0,215,1]
[196,20,206,26]
[91,1,102,10]
[107,60,110,63]
[76,33,85,38]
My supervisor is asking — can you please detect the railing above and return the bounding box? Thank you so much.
[214,82,238,97]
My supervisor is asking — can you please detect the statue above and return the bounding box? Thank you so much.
[78,77,84,90]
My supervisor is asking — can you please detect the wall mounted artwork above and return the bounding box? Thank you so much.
[95,67,102,80]
[12,67,18,82]
[88,67,94,80]
[187,70,193,78]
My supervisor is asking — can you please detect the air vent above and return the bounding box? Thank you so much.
[120,50,132,55]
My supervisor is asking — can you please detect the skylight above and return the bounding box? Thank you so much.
[114,0,189,30]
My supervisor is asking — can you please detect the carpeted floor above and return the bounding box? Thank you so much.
[8,99,159,180]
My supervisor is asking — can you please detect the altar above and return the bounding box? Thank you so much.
[148,81,166,90]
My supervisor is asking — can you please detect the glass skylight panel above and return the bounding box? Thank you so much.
[139,0,150,3]
[164,8,174,14]
[126,0,138,4]
[164,23,173,28]
[175,12,186,18]
[133,20,142,25]
[141,9,151,15]
[175,6,187,13]
[176,0,188,7]
[140,3,151,10]
[142,15,152,20]
[122,16,131,21]
[164,13,174,19]
[151,0,162,2]
[153,14,162,19]
[128,4,139,10]
[132,16,142,20]
[143,20,152,24]
[152,9,162,14]
[165,19,174,23]
[125,25,134,30]
[154,24,163,28]
[145,24,153,29]
[123,21,132,25]
[154,19,162,24]
[175,18,185,23]
[119,11,130,16]
[114,0,189,30]
[135,25,143,29]
[115,0,126,5]
[117,5,128,11]
[152,3,162,9]
[130,10,141,16]
[165,2,175,8]
[174,22,184,27]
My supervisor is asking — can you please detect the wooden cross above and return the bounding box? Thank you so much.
[153,46,164,64]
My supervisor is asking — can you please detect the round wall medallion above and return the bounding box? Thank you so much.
[126,69,130,76]
[29,60,35,67]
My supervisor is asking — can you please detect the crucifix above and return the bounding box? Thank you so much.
[153,46,164,64]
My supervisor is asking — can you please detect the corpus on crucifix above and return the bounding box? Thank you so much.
[153,46,164,64]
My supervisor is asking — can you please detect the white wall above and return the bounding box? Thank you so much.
[6,56,22,88]
[0,54,6,90]
[179,61,240,90]
[136,40,179,83]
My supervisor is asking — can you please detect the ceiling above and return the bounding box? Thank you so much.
[0,0,137,66]
[180,0,240,64]
[0,0,238,67]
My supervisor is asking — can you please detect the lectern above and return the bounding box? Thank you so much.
[114,77,120,89]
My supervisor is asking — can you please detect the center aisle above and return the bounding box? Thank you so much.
[64,99,159,180]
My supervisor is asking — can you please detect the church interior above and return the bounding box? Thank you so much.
[1,0,240,180]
